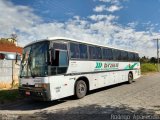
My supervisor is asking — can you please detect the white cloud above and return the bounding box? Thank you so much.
[93,5,106,12]
[0,0,159,57]
[99,0,128,5]
[96,0,127,13]
[99,0,111,2]
[127,22,138,28]
[0,0,41,38]
[89,14,118,22]
[93,5,122,13]
[107,5,122,12]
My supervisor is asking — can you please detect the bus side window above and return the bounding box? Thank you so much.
[108,48,113,60]
[89,46,95,59]
[117,50,121,60]
[102,48,107,60]
[89,46,102,60]
[128,52,134,61]
[134,53,139,61]
[113,49,116,60]
[121,51,128,61]
[95,47,102,60]
[102,48,113,60]
[79,44,88,59]
[113,49,121,60]
[70,43,80,59]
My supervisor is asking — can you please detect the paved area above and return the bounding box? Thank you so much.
[0,73,160,120]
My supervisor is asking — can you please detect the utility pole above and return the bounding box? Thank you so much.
[153,39,160,72]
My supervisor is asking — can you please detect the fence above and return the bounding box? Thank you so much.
[0,60,20,89]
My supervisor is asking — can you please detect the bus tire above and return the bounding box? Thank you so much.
[75,80,87,99]
[128,72,133,84]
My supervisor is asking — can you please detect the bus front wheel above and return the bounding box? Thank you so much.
[128,72,133,84]
[75,80,87,99]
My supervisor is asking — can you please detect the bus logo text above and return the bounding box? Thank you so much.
[95,62,119,70]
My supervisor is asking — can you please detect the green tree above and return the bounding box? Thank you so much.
[150,57,157,64]
[140,56,149,63]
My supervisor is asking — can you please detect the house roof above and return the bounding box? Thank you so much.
[0,43,23,54]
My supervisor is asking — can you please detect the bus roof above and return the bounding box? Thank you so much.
[25,37,139,53]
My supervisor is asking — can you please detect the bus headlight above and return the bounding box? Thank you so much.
[35,83,48,89]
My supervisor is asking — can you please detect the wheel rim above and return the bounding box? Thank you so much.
[78,83,85,94]
[129,73,133,81]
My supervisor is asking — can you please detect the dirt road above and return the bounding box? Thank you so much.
[0,73,160,120]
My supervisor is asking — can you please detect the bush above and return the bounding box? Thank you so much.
[141,63,157,73]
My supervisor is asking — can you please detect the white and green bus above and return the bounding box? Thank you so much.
[19,37,141,101]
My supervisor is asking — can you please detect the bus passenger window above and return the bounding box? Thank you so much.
[134,53,139,61]
[121,51,128,61]
[128,52,134,61]
[79,44,88,59]
[113,49,121,60]
[89,46,96,59]
[102,48,113,60]
[70,43,80,59]
[95,47,102,60]
[89,46,102,60]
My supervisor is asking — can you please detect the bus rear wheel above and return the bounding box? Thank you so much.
[75,80,87,99]
[128,72,133,84]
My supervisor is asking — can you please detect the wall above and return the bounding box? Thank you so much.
[0,60,20,89]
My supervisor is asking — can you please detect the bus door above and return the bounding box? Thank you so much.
[49,42,70,99]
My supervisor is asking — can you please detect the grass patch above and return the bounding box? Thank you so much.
[141,63,158,74]
[0,89,22,104]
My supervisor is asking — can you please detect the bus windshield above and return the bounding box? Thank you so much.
[20,41,49,78]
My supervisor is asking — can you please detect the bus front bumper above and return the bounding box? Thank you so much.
[19,86,51,101]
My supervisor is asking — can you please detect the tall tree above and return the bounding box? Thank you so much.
[150,57,157,64]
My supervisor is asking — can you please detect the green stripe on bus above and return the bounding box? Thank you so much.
[124,63,137,70]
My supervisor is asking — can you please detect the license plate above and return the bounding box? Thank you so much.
[26,91,30,95]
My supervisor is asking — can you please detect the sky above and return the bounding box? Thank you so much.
[1,0,160,57]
